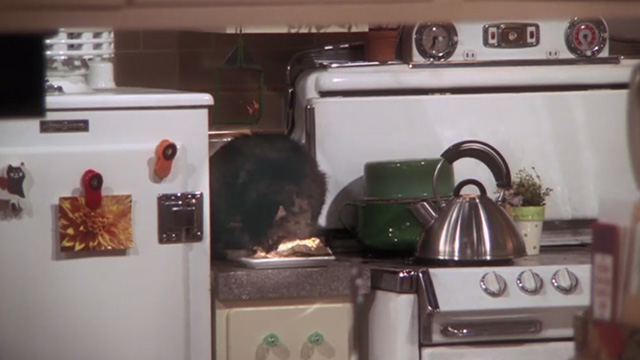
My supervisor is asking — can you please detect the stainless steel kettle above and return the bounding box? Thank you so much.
[409,140,527,262]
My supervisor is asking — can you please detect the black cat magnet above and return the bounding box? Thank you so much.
[0,163,26,198]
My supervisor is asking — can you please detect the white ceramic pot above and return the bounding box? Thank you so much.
[511,206,545,256]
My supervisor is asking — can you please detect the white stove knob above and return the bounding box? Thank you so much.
[517,270,543,295]
[551,268,579,295]
[480,271,507,297]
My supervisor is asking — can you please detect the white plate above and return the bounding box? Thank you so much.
[234,256,336,269]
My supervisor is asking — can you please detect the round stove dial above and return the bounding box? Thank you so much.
[565,17,608,58]
[551,268,579,295]
[480,271,507,297]
[517,270,543,295]
[414,23,458,61]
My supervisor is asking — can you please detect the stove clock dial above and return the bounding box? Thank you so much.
[480,271,507,297]
[414,22,458,61]
[517,270,543,295]
[565,17,608,58]
[551,268,579,295]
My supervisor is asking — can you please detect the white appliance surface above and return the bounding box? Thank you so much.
[0,90,213,360]
[420,340,574,360]
[46,87,214,109]
[367,250,590,360]
[368,291,420,360]
[293,60,640,228]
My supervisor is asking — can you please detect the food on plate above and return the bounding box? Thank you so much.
[251,237,331,259]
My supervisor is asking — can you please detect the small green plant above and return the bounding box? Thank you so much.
[504,167,553,207]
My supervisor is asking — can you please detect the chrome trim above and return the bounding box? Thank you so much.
[483,22,540,49]
[414,22,458,62]
[304,104,316,158]
[157,192,204,244]
[40,119,88,133]
[565,17,609,59]
[409,56,620,68]
[370,268,417,293]
[441,319,542,338]
[418,269,440,345]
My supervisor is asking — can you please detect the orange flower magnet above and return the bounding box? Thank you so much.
[59,194,134,252]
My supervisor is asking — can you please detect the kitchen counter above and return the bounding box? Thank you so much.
[211,258,371,301]
[211,246,590,301]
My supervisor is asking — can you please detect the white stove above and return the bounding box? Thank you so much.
[366,248,590,360]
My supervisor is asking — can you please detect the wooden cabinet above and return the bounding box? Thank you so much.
[1,1,640,32]
[216,301,352,360]
[0,0,125,8]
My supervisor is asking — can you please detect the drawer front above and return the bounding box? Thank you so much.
[227,303,351,359]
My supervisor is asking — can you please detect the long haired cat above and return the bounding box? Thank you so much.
[209,133,327,258]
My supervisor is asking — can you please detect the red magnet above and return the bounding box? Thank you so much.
[82,169,103,210]
[154,139,178,180]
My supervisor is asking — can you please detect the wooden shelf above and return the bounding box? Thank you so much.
[2,2,640,32]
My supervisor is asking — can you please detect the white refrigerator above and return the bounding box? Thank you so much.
[0,88,213,360]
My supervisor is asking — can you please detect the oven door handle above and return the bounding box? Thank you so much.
[441,319,542,338]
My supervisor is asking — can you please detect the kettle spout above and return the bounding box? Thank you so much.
[409,200,439,230]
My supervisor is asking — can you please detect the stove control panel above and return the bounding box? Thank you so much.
[517,270,544,295]
[403,17,609,62]
[444,264,592,309]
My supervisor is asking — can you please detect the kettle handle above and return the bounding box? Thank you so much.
[453,179,487,197]
[440,140,512,189]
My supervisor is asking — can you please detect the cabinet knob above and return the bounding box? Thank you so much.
[307,331,324,346]
[263,333,280,348]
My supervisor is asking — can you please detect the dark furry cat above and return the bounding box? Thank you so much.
[209,134,327,258]
[0,164,26,198]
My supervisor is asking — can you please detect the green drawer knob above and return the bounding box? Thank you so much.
[263,333,280,348]
[307,331,324,346]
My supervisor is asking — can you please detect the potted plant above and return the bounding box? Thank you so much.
[504,167,553,255]
[364,23,401,62]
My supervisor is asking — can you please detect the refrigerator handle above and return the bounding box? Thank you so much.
[628,63,640,191]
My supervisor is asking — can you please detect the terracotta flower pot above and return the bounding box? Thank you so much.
[364,29,400,62]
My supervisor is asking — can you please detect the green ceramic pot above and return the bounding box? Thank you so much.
[364,158,455,200]
[339,198,424,252]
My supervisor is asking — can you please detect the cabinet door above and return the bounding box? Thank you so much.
[0,0,125,7]
[132,0,410,4]
[226,303,351,360]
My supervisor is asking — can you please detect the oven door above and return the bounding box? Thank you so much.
[420,340,574,360]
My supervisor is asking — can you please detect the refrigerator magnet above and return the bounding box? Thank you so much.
[58,170,134,252]
[59,194,134,252]
[0,163,26,199]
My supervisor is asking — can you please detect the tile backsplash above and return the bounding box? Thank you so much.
[114,31,365,133]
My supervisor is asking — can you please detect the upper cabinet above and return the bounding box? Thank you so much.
[1,1,640,32]
[0,0,125,7]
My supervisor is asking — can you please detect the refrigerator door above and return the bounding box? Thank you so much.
[0,105,211,360]
[308,89,636,229]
